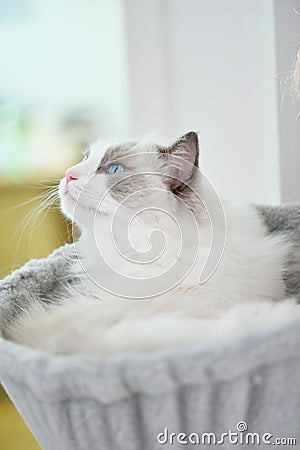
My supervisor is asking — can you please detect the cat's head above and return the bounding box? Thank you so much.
[59,132,200,229]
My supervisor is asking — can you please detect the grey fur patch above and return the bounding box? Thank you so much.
[99,133,201,207]
[97,142,138,171]
[106,173,157,204]
[97,141,164,206]
[254,204,300,302]
[0,244,76,339]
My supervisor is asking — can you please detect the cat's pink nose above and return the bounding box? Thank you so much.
[66,172,78,184]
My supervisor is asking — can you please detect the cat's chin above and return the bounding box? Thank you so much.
[60,191,77,211]
[59,192,85,223]
[60,192,108,227]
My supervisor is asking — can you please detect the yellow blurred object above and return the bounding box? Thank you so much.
[0,392,41,450]
[0,177,72,448]
[0,179,72,278]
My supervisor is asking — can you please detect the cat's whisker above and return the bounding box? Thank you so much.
[9,190,53,212]
[13,185,60,255]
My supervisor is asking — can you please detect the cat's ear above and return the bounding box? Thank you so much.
[159,131,199,192]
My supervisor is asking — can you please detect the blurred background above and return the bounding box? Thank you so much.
[0,0,299,448]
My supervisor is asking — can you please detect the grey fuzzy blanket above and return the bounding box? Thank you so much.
[0,204,300,450]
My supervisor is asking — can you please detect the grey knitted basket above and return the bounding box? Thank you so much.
[1,324,300,450]
[0,204,300,450]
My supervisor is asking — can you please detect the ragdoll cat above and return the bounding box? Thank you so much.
[3,132,299,355]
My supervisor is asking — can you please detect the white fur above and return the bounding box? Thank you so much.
[11,298,300,356]
[9,137,298,356]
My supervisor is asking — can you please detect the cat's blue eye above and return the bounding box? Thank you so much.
[108,164,125,174]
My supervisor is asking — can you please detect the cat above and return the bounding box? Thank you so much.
[5,132,299,355]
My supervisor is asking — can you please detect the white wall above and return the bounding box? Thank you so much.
[125,0,286,204]
[274,0,300,203]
